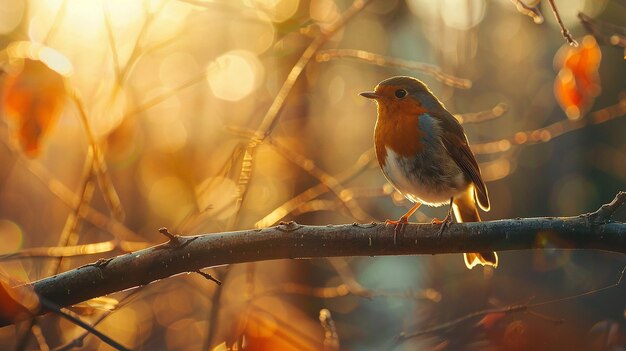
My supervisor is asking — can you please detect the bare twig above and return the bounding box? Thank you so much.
[454,103,509,124]
[102,0,122,80]
[255,148,375,228]
[0,240,150,262]
[392,265,626,347]
[230,0,375,228]
[2,192,624,327]
[268,137,374,222]
[578,12,626,58]
[31,323,50,351]
[588,191,626,222]
[319,309,340,351]
[472,97,626,154]
[510,0,544,24]
[0,140,143,241]
[158,227,180,245]
[547,0,579,46]
[315,49,472,89]
[52,289,143,351]
[70,91,125,221]
[51,149,96,275]
[195,270,222,286]
[38,298,130,351]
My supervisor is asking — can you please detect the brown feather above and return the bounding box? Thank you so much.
[436,114,490,211]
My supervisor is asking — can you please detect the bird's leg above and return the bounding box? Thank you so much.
[386,202,421,245]
[433,197,454,237]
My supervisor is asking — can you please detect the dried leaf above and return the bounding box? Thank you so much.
[554,35,602,120]
[0,277,39,324]
[475,312,506,329]
[2,42,71,157]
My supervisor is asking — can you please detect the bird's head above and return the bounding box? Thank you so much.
[360,76,445,119]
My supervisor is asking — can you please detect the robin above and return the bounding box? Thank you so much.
[360,76,498,269]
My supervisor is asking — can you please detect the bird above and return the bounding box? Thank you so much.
[360,76,498,269]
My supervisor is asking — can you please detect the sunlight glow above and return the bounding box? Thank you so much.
[0,0,24,34]
[6,41,73,76]
[0,220,23,253]
[207,51,264,102]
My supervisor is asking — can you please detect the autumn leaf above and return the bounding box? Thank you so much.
[554,35,602,120]
[475,312,506,329]
[1,42,72,157]
[0,277,39,325]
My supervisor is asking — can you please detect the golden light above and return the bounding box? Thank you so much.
[207,50,264,102]
[249,0,300,23]
[148,176,194,223]
[5,41,73,76]
[0,220,23,254]
[440,0,486,30]
[195,176,238,220]
[310,0,340,26]
[0,0,24,34]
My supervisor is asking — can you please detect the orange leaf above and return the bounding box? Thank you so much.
[475,312,506,329]
[0,278,39,325]
[554,35,602,120]
[2,42,71,157]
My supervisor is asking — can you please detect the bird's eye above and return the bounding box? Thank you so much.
[394,89,407,99]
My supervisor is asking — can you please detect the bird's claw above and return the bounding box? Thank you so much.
[435,213,453,237]
[386,217,408,245]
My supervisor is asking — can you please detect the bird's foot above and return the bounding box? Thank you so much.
[433,213,453,237]
[385,217,409,245]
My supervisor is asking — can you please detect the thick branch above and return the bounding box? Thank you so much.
[1,193,625,328]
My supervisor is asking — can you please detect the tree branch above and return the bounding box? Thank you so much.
[1,192,624,328]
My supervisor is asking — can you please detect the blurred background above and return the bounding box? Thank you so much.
[0,0,625,350]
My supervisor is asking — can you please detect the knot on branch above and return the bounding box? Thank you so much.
[587,191,626,223]
[276,221,302,232]
[157,227,197,249]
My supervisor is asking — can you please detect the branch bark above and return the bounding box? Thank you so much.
[1,192,625,328]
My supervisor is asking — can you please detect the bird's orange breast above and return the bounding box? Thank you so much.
[374,96,427,167]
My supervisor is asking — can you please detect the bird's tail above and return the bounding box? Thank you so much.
[452,187,498,270]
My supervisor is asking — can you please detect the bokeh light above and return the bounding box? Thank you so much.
[0,1,624,350]
[207,50,264,102]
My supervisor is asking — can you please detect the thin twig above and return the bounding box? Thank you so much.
[319,309,340,351]
[70,91,125,221]
[38,298,130,351]
[454,103,509,124]
[195,270,222,286]
[51,149,96,275]
[587,191,626,222]
[102,0,122,81]
[52,289,143,351]
[315,49,472,89]
[393,265,626,347]
[158,227,180,245]
[268,137,374,222]
[0,240,151,261]
[31,323,50,351]
[255,148,375,228]
[547,0,579,46]
[0,141,144,241]
[203,266,232,351]
[510,0,544,24]
[472,97,626,154]
[230,0,375,228]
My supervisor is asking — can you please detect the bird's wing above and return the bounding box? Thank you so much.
[437,114,490,211]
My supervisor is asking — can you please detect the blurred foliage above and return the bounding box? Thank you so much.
[0,0,625,350]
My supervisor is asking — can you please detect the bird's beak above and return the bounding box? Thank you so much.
[360,91,381,100]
